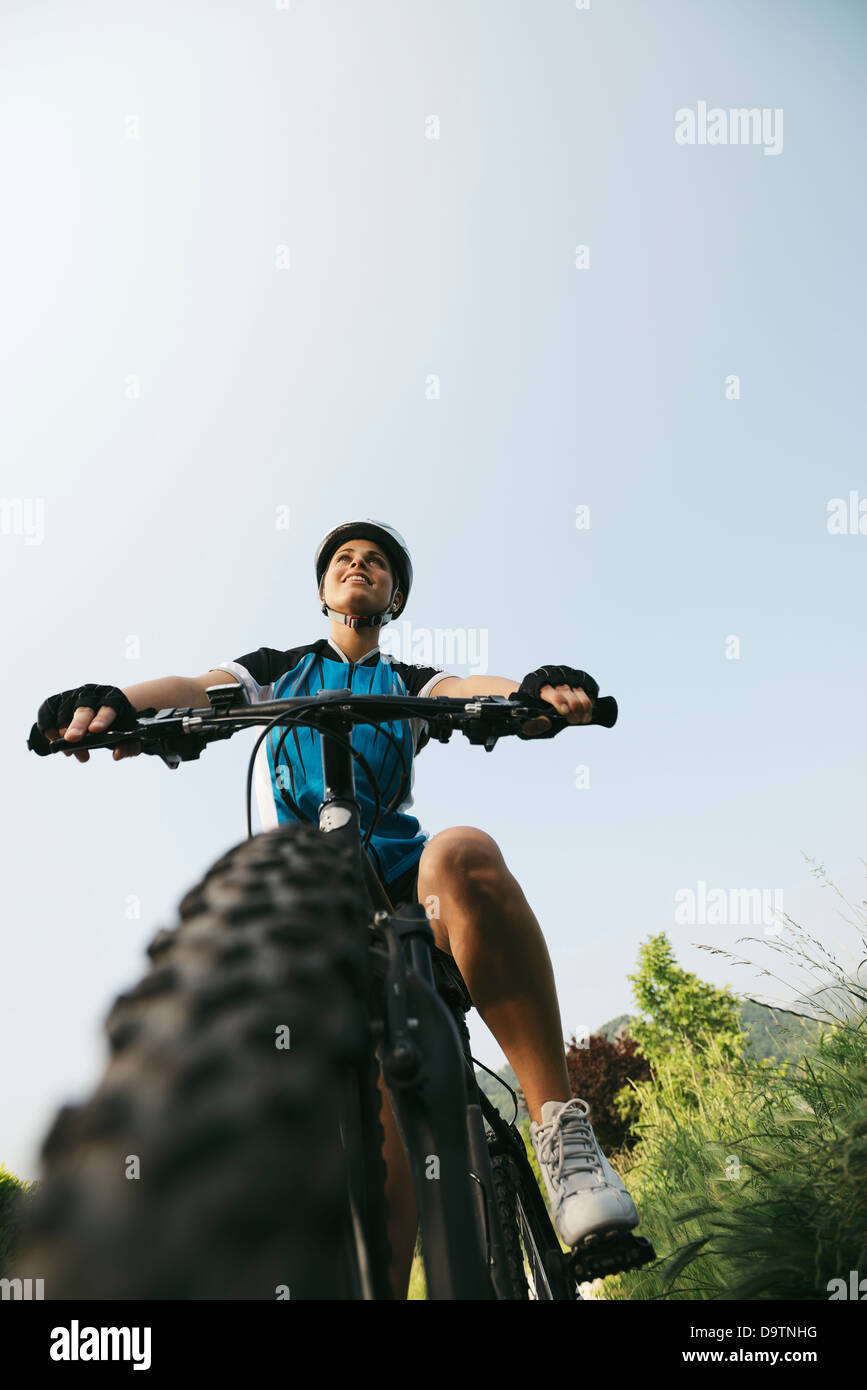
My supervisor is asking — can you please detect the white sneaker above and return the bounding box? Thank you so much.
[530,1097,639,1247]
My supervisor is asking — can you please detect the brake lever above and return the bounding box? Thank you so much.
[136,704,240,768]
[461,695,559,751]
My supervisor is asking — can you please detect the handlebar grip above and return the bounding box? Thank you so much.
[516,691,618,736]
[592,696,618,729]
[27,708,157,757]
[27,723,52,756]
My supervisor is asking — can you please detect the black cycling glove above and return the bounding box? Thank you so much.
[509,665,616,736]
[28,684,140,756]
[514,666,600,704]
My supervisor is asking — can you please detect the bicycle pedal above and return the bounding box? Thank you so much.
[567,1230,656,1283]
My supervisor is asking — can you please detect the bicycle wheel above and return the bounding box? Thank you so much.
[11,823,391,1299]
[490,1153,577,1301]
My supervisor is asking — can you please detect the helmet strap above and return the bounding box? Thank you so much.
[319,578,400,629]
[320,603,394,629]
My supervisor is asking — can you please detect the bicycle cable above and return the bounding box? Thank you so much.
[244,703,394,846]
[472,1056,520,1126]
[329,710,412,846]
[246,699,416,860]
[269,717,398,884]
[271,719,384,848]
[242,707,335,839]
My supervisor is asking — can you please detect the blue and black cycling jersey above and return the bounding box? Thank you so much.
[212,638,455,888]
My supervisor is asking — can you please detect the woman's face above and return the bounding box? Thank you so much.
[320,538,400,616]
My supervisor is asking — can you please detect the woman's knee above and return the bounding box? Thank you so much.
[418,826,507,905]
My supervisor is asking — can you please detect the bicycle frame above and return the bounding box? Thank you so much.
[287,685,569,1299]
[236,685,644,1299]
[29,679,627,1297]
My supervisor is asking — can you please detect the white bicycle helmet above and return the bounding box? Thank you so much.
[315,520,412,628]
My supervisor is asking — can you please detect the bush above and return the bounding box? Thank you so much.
[565,1031,652,1154]
[602,874,867,1301]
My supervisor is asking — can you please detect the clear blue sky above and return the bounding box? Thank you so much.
[2,0,866,1181]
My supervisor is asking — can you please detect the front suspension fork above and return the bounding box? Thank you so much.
[374,903,515,1300]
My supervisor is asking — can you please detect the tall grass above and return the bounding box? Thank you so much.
[0,1165,34,1276]
[603,871,867,1300]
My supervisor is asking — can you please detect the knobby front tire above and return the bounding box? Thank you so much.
[13,823,391,1299]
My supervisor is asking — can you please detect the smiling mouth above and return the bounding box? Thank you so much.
[345,576,371,585]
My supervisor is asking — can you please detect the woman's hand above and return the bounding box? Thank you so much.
[60,704,143,762]
[521,682,594,736]
[34,685,142,763]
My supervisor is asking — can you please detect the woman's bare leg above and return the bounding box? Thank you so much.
[377,824,570,1295]
[417,827,571,1125]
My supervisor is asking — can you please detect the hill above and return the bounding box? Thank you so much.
[475,999,827,1111]
[473,1062,528,1120]
[595,999,824,1064]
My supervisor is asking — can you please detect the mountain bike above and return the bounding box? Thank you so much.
[17,682,655,1299]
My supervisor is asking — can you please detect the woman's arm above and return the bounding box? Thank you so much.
[429,673,592,727]
[119,670,239,712]
[429,676,519,698]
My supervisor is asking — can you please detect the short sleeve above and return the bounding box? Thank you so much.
[385,660,457,699]
[210,647,283,704]
[383,659,459,754]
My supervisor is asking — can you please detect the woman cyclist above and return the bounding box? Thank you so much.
[33,518,639,1298]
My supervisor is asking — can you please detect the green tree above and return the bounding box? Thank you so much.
[616,933,747,1119]
[626,932,746,1067]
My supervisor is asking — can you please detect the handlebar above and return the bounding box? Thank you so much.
[28,684,618,770]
